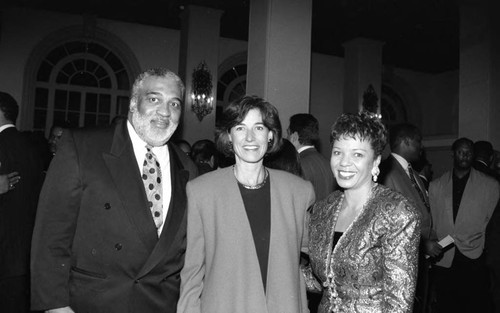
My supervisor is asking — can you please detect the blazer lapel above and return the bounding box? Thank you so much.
[102,121,158,253]
[138,143,190,277]
[442,172,455,230]
[392,158,428,211]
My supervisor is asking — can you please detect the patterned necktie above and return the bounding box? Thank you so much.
[142,145,163,231]
[408,163,430,211]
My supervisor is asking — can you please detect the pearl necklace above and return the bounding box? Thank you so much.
[233,166,269,190]
[324,195,344,313]
[324,183,377,313]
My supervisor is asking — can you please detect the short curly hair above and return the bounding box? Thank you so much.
[215,95,283,158]
[330,112,387,157]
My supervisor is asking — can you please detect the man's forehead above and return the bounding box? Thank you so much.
[456,144,472,151]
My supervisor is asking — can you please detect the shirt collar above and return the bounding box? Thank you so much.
[127,120,147,150]
[476,160,488,167]
[0,124,15,133]
[297,145,315,153]
[391,152,410,174]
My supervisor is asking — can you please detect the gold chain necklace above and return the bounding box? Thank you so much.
[233,166,269,189]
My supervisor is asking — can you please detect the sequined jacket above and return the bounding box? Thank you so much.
[304,184,421,313]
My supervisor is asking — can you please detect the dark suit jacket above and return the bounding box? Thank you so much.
[299,147,335,202]
[474,160,500,182]
[379,155,432,240]
[0,127,44,279]
[30,120,197,312]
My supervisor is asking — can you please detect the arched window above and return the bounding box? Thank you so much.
[216,63,247,126]
[381,84,408,128]
[33,41,131,134]
[217,64,247,104]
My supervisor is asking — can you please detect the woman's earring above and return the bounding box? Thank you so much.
[372,166,380,182]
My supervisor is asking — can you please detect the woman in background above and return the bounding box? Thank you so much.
[191,139,217,175]
[177,95,315,313]
[303,112,420,313]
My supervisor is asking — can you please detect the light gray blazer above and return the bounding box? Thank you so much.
[177,166,315,313]
[430,168,499,267]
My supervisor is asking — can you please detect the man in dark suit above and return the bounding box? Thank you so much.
[379,123,441,313]
[474,140,500,181]
[30,68,198,313]
[288,114,336,202]
[287,113,336,313]
[0,92,45,312]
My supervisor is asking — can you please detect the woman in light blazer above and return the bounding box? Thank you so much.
[177,95,315,313]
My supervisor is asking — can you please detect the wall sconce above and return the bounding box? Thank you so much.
[191,61,214,121]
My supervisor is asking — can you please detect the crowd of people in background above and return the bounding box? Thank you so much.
[1,67,500,313]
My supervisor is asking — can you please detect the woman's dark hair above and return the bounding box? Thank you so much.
[191,139,217,164]
[215,95,283,157]
[330,111,387,156]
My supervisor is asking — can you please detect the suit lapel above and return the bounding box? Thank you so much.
[454,170,474,227]
[442,172,455,229]
[138,143,190,277]
[392,157,427,209]
[103,121,158,253]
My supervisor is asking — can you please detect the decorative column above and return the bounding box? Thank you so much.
[178,5,223,144]
[458,0,500,147]
[246,0,312,127]
[342,38,384,114]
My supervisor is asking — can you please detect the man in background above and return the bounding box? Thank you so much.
[0,91,45,312]
[473,140,500,181]
[379,123,441,313]
[430,137,499,313]
[288,113,336,202]
[288,113,336,313]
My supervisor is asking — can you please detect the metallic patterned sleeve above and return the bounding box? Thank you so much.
[382,199,421,312]
[300,263,323,293]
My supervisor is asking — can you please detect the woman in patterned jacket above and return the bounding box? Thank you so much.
[303,112,421,313]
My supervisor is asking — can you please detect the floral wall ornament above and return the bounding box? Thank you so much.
[362,84,382,118]
[191,61,214,121]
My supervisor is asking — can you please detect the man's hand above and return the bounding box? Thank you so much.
[45,307,75,313]
[424,239,443,258]
[0,171,20,194]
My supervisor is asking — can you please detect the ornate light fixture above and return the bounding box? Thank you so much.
[190,61,214,121]
[361,84,382,118]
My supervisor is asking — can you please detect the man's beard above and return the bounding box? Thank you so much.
[454,159,472,171]
[131,110,177,147]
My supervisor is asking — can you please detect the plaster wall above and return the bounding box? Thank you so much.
[0,7,461,175]
[310,53,344,158]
